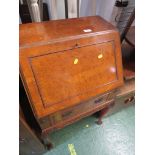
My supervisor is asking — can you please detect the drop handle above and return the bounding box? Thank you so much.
[94,97,104,104]
[124,96,135,104]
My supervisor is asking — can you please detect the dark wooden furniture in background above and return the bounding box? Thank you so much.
[19,16,124,148]
[120,8,135,80]
[120,8,135,43]
[19,2,49,23]
[125,26,135,47]
[122,25,135,80]
[19,109,46,155]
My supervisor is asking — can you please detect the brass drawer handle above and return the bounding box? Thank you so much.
[94,97,104,104]
[124,96,135,104]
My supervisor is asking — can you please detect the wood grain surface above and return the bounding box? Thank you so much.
[19,16,123,119]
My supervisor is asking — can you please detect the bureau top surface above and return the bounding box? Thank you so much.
[19,16,116,47]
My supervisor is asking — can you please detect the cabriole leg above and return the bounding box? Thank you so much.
[41,133,53,150]
[96,101,115,125]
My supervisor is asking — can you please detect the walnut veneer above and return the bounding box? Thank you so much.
[19,16,124,145]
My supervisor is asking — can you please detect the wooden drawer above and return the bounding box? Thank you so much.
[39,92,115,131]
[105,92,135,117]
[123,92,135,105]
[51,92,110,125]
[38,117,52,129]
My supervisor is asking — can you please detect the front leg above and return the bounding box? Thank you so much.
[96,101,115,125]
[96,107,110,125]
[41,132,53,150]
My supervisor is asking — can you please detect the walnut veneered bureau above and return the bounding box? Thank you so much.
[19,16,124,147]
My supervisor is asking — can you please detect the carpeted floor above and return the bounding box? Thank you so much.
[44,105,135,155]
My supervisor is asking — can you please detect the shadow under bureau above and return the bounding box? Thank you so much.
[19,16,124,149]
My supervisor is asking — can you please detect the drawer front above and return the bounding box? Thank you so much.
[52,92,110,125]
[38,117,52,130]
[123,93,135,105]
[105,92,135,117]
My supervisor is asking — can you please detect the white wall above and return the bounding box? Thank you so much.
[43,0,65,20]
[43,0,116,21]
[80,0,115,21]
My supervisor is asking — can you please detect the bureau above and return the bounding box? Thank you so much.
[19,16,124,148]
